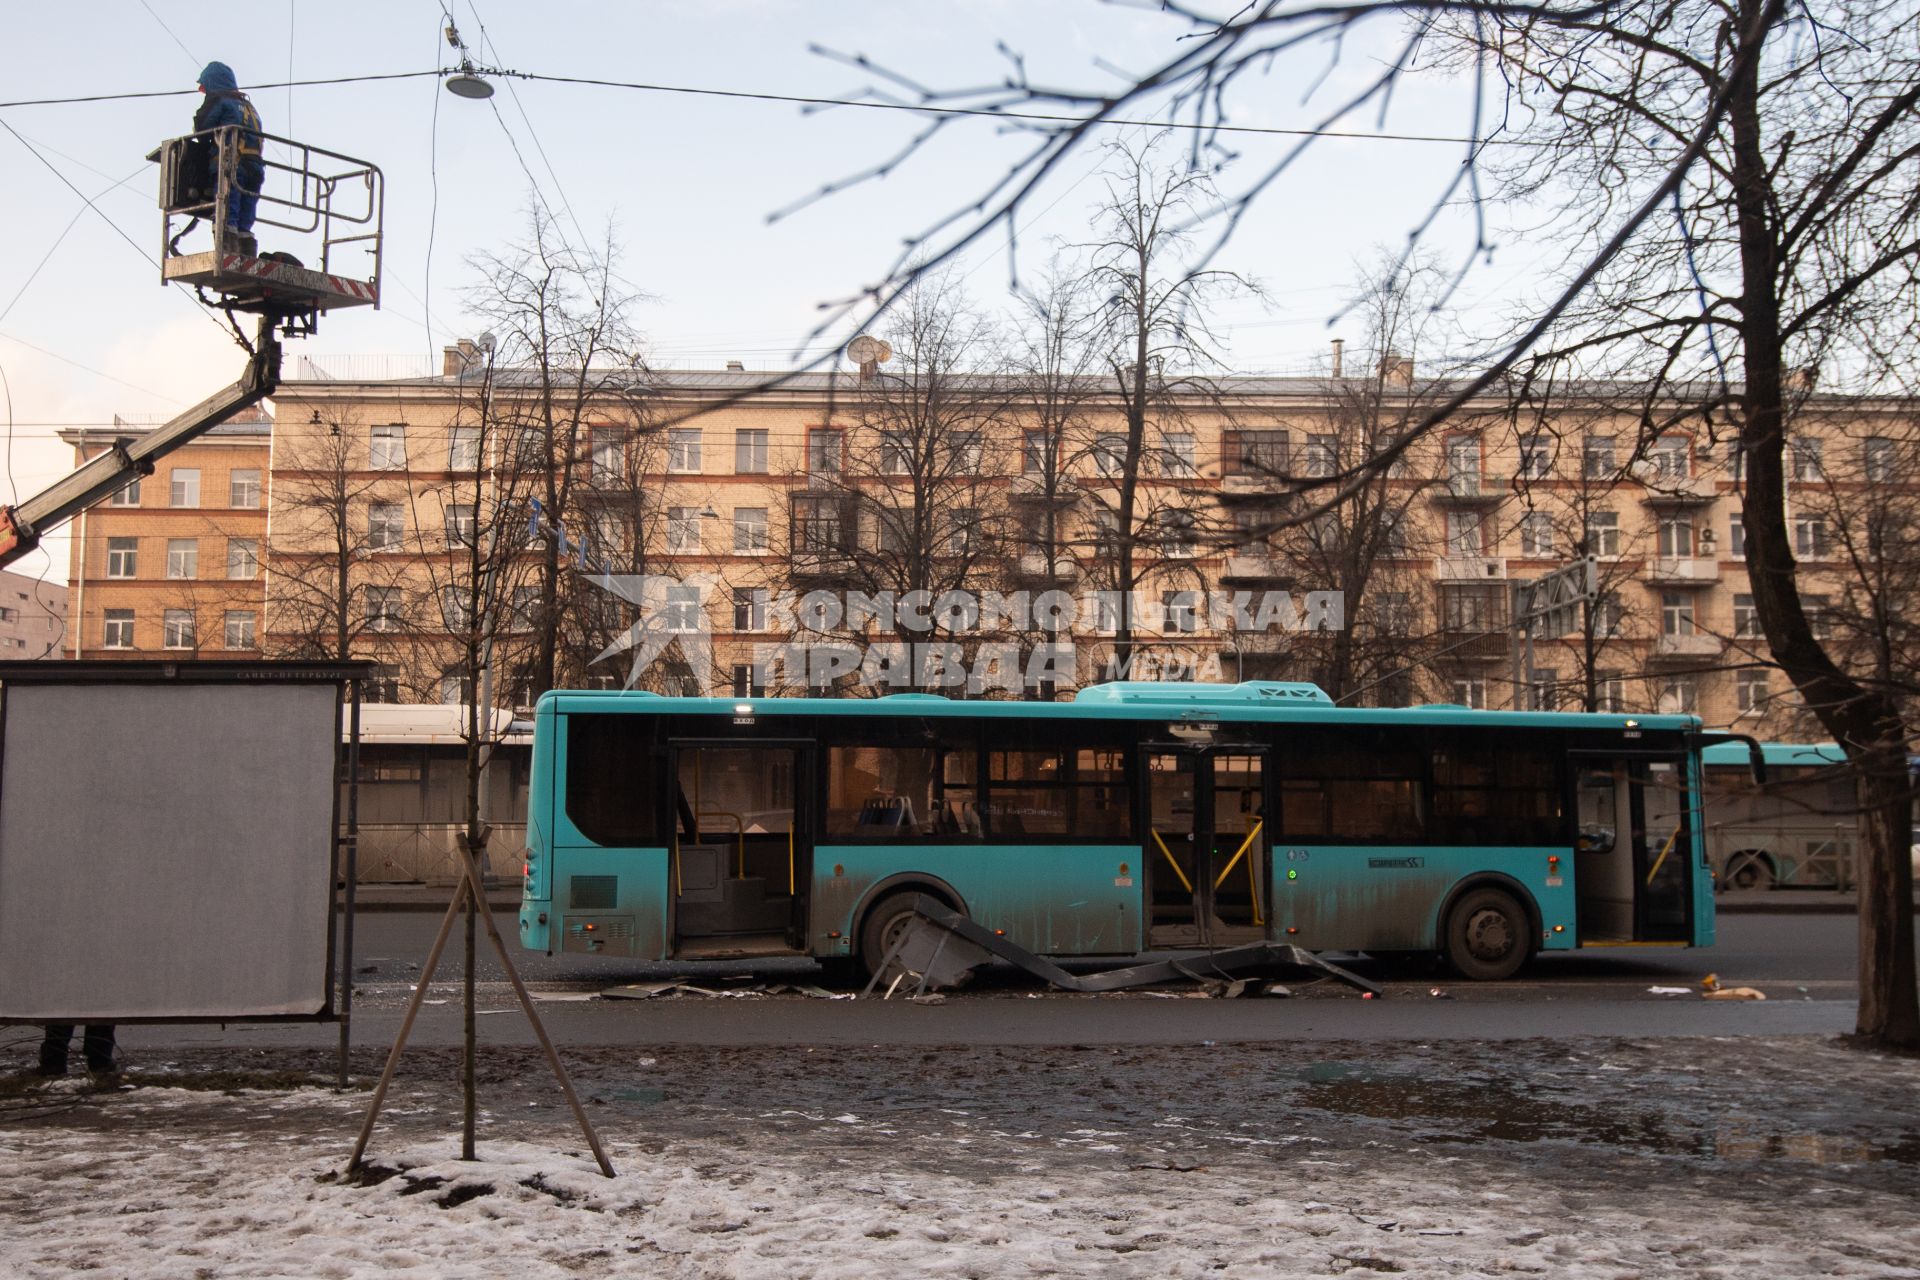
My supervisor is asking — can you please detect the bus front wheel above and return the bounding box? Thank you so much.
[1444,888,1531,981]
[859,891,937,982]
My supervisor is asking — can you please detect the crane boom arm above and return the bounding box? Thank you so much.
[0,328,281,571]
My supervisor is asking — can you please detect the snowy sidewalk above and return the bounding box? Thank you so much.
[3,1036,1918,1278]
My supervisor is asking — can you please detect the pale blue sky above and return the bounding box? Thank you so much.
[0,2,1535,581]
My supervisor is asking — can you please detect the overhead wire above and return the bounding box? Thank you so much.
[136,0,201,70]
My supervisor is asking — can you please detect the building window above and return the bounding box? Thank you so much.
[1378,591,1413,636]
[1734,594,1760,638]
[365,587,402,633]
[109,477,141,506]
[875,506,912,555]
[1790,438,1824,481]
[363,665,402,703]
[1658,676,1697,715]
[1584,509,1620,556]
[106,537,138,578]
[732,587,768,632]
[1445,436,1480,481]
[668,428,703,474]
[1092,591,1125,635]
[445,503,475,547]
[1020,431,1047,475]
[946,508,979,557]
[442,585,473,631]
[1090,509,1121,558]
[1657,515,1693,558]
[163,608,195,650]
[735,429,769,474]
[667,507,702,553]
[1517,433,1552,479]
[1381,510,1413,557]
[1161,433,1196,477]
[169,468,201,507]
[661,584,702,633]
[1794,516,1828,559]
[439,668,475,706]
[1162,590,1200,635]
[733,507,769,553]
[951,432,985,472]
[370,424,407,470]
[1596,675,1626,713]
[103,609,134,649]
[880,431,914,476]
[1450,676,1488,709]
[1650,434,1690,478]
[223,610,256,649]
[731,663,767,698]
[1804,593,1832,639]
[166,538,199,579]
[1302,434,1338,479]
[1864,437,1896,483]
[229,469,262,508]
[591,431,625,484]
[1528,669,1560,711]
[807,428,842,475]
[1445,511,1482,557]
[1519,511,1554,557]
[1442,584,1504,632]
[1224,430,1287,475]
[512,586,542,632]
[1594,592,1624,638]
[793,497,844,551]
[448,426,481,471]
[1736,669,1768,714]
[1661,591,1696,636]
[367,502,405,550]
[1092,434,1127,477]
[1160,508,1198,557]
[1728,514,1745,559]
[226,538,259,580]
[1582,436,1616,479]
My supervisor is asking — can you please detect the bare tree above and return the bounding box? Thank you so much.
[463,208,655,703]
[787,273,1016,693]
[1074,135,1252,676]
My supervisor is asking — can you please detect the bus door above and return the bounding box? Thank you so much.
[668,740,813,959]
[1570,752,1693,943]
[1142,746,1270,949]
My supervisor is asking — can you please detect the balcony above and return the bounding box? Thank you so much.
[1430,472,1509,505]
[1652,632,1725,660]
[1435,555,1508,581]
[1220,553,1291,584]
[1008,474,1079,503]
[787,546,857,583]
[1642,556,1721,585]
[1015,551,1080,581]
[1220,471,1286,495]
[1632,464,1720,506]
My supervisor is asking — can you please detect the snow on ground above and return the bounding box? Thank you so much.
[3,1037,1919,1278]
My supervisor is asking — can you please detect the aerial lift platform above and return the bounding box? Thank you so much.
[0,126,383,569]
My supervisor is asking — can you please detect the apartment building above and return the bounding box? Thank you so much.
[60,412,270,660]
[0,567,67,660]
[258,346,1913,735]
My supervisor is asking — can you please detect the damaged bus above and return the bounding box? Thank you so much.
[518,681,1737,981]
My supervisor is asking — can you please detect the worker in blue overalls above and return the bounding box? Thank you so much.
[193,61,263,257]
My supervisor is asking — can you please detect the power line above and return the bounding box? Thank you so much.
[0,67,1531,149]
[137,0,201,70]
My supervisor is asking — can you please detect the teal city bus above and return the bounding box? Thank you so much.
[518,681,1732,980]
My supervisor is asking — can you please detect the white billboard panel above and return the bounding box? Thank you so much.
[0,679,339,1020]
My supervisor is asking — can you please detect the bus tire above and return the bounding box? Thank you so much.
[1723,852,1775,891]
[1444,887,1531,981]
[858,890,940,982]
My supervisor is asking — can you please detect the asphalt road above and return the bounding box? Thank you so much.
[80,912,1879,1063]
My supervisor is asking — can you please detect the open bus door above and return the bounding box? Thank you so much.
[1141,745,1270,950]
[1570,752,1695,944]
[667,741,813,961]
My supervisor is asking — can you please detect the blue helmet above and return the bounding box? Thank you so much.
[198,62,238,94]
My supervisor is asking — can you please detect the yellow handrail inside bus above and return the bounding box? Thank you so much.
[696,810,746,878]
[1212,819,1266,926]
[787,823,795,896]
[1150,829,1194,893]
[1645,823,1683,886]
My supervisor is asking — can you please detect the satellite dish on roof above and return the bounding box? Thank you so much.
[847,335,891,366]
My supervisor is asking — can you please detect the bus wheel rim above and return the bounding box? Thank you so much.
[1465,908,1513,961]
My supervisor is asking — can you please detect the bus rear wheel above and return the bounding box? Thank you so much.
[1723,852,1775,891]
[1444,888,1530,981]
